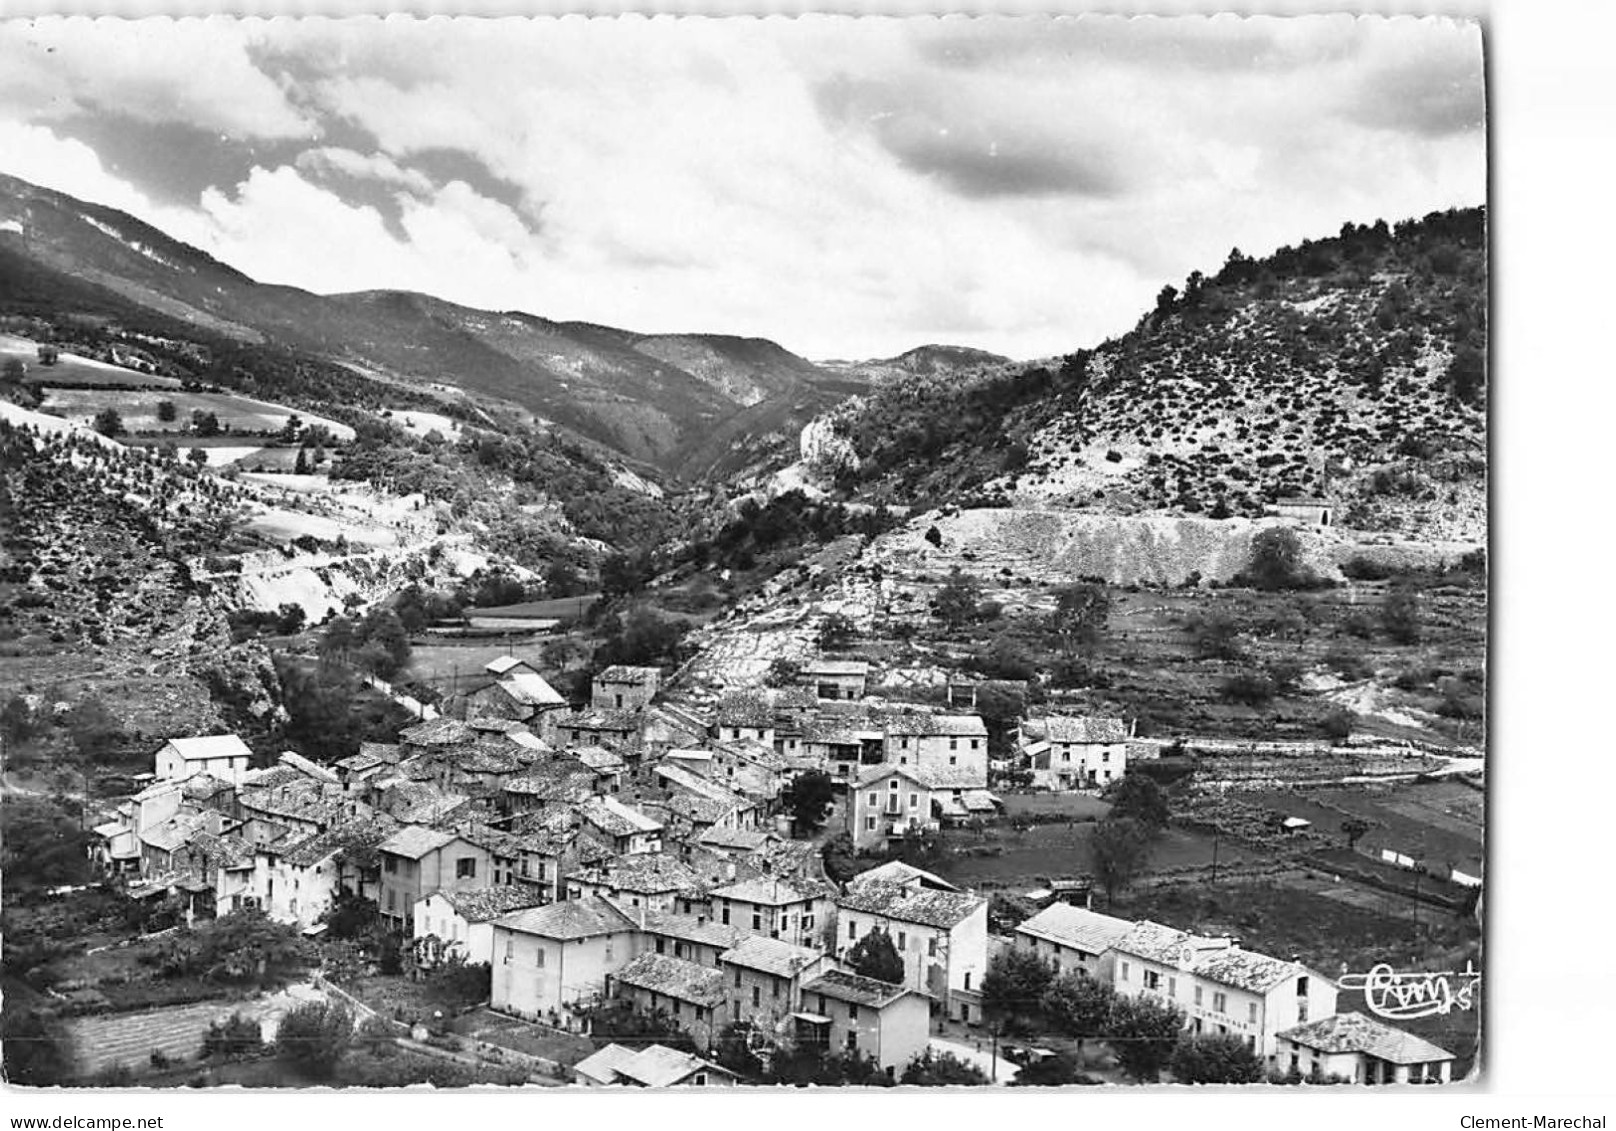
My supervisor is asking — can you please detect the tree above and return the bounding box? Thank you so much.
[1107,993,1186,1082]
[294,447,310,474]
[319,886,381,940]
[1,795,91,896]
[817,612,857,651]
[934,567,983,628]
[1103,773,1171,831]
[191,409,221,437]
[979,948,1055,1035]
[901,1050,989,1085]
[1341,817,1372,850]
[64,695,122,761]
[763,658,802,688]
[280,414,303,443]
[91,408,124,437]
[1041,971,1117,1041]
[1188,611,1244,660]
[191,908,307,985]
[1,694,35,744]
[1242,527,1312,591]
[1448,343,1485,405]
[275,1000,353,1080]
[785,770,836,835]
[187,447,209,467]
[156,399,178,423]
[1382,582,1422,644]
[36,344,59,366]
[1090,817,1152,907]
[1169,1033,1266,1084]
[2,357,25,383]
[1049,582,1111,658]
[846,927,906,985]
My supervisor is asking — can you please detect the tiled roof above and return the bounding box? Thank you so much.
[572,1043,643,1086]
[503,766,598,802]
[696,826,776,851]
[1015,904,1134,955]
[1112,920,1199,966]
[186,830,253,870]
[847,861,958,892]
[596,665,661,685]
[614,953,726,1008]
[836,881,985,930]
[281,815,398,868]
[708,875,821,907]
[612,1045,729,1088]
[577,795,662,837]
[553,709,640,732]
[635,909,749,951]
[398,718,477,746]
[435,886,546,922]
[800,660,869,677]
[719,936,823,979]
[1192,947,1308,994]
[358,741,403,763]
[801,969,909,1009]
[163,734,252,761]
[1277,1012,1455,1064]
[852,763,932,788]
[498,671,567,708]
[716,691,775,728]
[916,763,987,790]
[496,896,639,940]
[573,746,626,773]
[378,825,460,859]
[654,762,746,804]
[484,655,531,676]
[570,853,700,894]
[1039,716,1128,744]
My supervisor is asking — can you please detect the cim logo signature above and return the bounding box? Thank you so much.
[1337,961,1481,1021]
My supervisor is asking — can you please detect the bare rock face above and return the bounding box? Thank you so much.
[799,417,858,483]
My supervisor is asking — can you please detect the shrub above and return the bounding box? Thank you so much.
[1221,672,1276,706]
[275,1001,353,1080]
[202,1012,264,1061]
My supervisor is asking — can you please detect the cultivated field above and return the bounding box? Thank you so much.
[934,820,1259,890]
[40,388,355,439]
[1242,780,1483,876]
[1,333,180,388]
[404,641,558,693]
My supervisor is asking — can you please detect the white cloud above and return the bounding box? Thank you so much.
[0,16,1486,359]
[0,17,314,139]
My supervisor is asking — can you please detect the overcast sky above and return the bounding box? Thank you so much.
[0,15,1484,360]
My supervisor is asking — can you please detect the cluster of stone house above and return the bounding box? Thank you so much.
[86,646,1451,1087]
[1010,902,1458,1083]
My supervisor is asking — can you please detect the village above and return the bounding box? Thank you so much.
[61,624,1473,1089]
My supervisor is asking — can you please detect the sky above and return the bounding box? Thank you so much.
[0,14,1484,360]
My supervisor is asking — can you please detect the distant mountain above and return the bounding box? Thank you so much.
[0,172,883,478]
[822,207,1488,542]
[819,343,1014,385]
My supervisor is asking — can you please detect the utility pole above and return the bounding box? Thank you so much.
[1210,830,1220,886]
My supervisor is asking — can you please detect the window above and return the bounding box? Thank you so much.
[949,738,958,750]
[1102,751,1111,762]
[384,856,398,874]
[1144,970,1160,991]
[772,976,782,999]
[928,938,938,958]
[537,947,546,968]
[1062,751,1071,763]
[845,1031,858,1051]
[605,939,614,961]
[752,912,762,931]
[1167,977,1177,998]
[897,931,907,951]
[656,938,667,955]
[722,902,731,925]
[1296,975,1310,996]
[848,1003,859,1021]
[889,780,899,791]
[672,1000,681,1017]
[1121,961,1131,982]
[1297,1000,1309,1023]
[963,973,971,990]
[949,756,957,766]
[868,792,878,806]
[752,985,761,1008]
[386,889,396,911]
[865,817,875,831]
[909,792,918,809]
[734,968,743,988]
[1213,992,1227,1013]
[696,1008,708,1024]
[1248,1002,1258,1024]
[732,728,741,739]
[676,942,687,959]
[505,938,514,961]
[849,920,858,940]
[818,994,827,1014]
[1194,986,1203,1006]
[971,739,980,750]
[456,858,477,879]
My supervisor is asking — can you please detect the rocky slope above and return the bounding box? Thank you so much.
[819,209,1487,542]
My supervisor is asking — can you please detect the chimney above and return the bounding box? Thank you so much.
[726,862,736,881]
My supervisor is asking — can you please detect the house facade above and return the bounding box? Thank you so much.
[1012,903,1133,982]
[847,765,940,852]
[835,880,989,1022]
[611,952,726,1050]
[718,936,831,1037]
[154,734,253,785]
[1021,716,1129,790]
[376,827,495,925]
[491,898,642,1024]
[1274,1012,1456,1085]
[883,715,988,788]
[796,970,930,1077]
[800,660,869,701]
[591,666,661,712]
[706,876,832,949]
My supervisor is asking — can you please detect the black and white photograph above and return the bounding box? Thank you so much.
[0,9,1497,1097]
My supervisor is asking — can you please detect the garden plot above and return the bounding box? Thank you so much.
[1,333,180,388]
